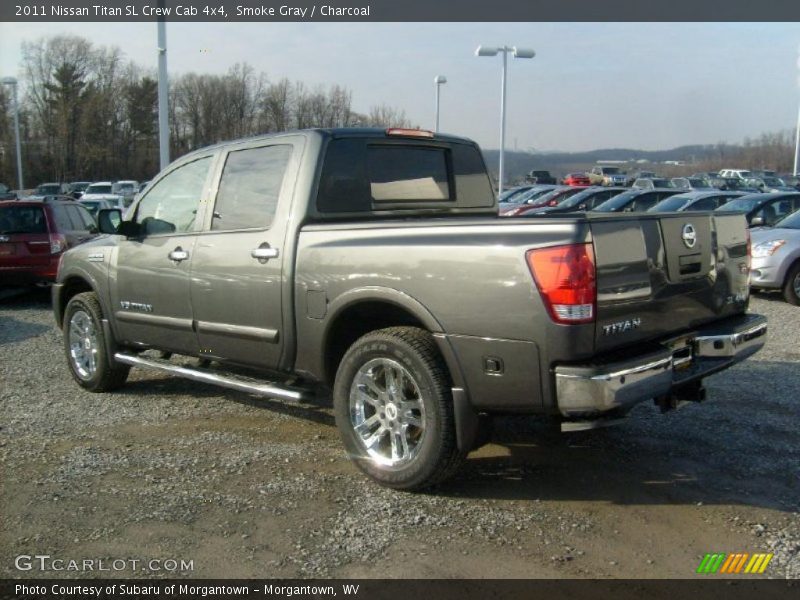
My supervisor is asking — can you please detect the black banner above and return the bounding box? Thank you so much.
[2,580,799,600]
[2,0,800,22]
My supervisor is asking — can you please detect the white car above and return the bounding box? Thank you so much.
[718,169,753,180]
[81,182,125,209]
[112,180,139,207]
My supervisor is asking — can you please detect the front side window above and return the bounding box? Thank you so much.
[211,145,292,231]
[136,156,212,235]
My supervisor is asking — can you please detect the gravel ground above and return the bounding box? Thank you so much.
[0,288,798,579]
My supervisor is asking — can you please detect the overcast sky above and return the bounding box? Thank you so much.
[1,21,799,152]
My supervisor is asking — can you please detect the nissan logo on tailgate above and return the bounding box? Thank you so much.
[682,223,697,249]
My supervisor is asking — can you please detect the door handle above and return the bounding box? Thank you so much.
[168,247,189,262]
[251,244,279,261]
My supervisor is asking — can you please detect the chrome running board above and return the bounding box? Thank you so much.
[114,352,313,402]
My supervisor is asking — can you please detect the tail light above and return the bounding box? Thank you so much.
[547,199,559,206]
[503,206,523,216]
[50,233,67,254]
[526,243,596,324]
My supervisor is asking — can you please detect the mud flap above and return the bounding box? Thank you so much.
[452,387,479,452]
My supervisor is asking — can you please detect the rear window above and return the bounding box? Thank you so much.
[0,205,48,234]
[316,138,493,214]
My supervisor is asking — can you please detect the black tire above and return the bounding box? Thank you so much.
[63,291,130,392]
[783,261,800,306]
[333,327,465,490]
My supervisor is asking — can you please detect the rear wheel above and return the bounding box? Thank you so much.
[333,327,465,490]
[783,262,800,306]
[64,292,129,391]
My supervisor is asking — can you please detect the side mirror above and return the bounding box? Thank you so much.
[97,209,123,234]
[750,216,765,227]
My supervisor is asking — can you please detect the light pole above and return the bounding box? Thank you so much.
[434,75,447,132]
[1,76,24,190]
[475,45,535,195]
[157,1,170,170]
[794,45,800,176]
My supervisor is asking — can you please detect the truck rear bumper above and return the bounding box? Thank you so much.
[554,313,767,418]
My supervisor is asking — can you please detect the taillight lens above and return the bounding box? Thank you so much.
[50,234,67,254]
[526,243,596,324]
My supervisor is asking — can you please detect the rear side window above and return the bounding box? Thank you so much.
[66,204,96,230]
[51,205,74,231]
[212,144,292,231]
[0,205,47,234]
[316,138,493,214]
[686,198,717,211]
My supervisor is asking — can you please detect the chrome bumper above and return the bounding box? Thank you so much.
[555,314,767,417]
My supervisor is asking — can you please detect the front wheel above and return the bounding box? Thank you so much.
[333,327,465,490]
[63,292,130,392]
[783,262,800,306]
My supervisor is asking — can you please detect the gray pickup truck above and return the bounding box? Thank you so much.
[53,128,767,489]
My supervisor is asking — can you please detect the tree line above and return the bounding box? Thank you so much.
[0,35,412,187]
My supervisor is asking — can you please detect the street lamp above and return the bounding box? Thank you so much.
[475,45,535,194]
[434,75,447,132]
[1,76,24,190]
[794,45,800,176]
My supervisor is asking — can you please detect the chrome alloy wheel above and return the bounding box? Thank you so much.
[68,310,98,380]
[349,358,427,467]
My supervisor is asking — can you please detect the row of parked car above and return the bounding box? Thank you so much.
[499,183,800,305]
[0,179,150,216]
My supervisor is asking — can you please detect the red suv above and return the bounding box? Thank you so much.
[0,200,97,286]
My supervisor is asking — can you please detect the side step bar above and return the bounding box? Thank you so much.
[114,352,314,403]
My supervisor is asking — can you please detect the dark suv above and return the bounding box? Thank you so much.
[0,200,97,286]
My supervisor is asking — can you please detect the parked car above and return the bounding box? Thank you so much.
[527,186,627,215]
[626,170,658,186]
[562,172,591,186]
[81,182,125,209]
[498,184,537,203]
[648,191,745,213]
[0,183,17,200]
[671,177,715,191]
[498,185,560,214]
[78,198,116,217]
[588,165,627,186]
[138,181,150,193]
[502,186,588,216]
[68,181,92,199]
[781,175,800,190]
[0,199,97,286]
[750,209,800,305]
[632,178,676,190]
[751,170,777,179]
[593,188,682,212]
[711,177,761,194]
[112,180,139,207]
[52,127,765,490]
[759,176,795,192]
[718,169,753,180]
[526,170,557,185]
[29,182,69,200]
[715,192,800,227]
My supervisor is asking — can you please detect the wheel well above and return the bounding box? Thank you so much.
[323,301,427,386]
[58,277,94,326]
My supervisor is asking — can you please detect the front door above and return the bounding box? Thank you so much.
[111,154,216,353]
[190,138,302,370]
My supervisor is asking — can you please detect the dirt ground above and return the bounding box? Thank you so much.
[1,288,798,579]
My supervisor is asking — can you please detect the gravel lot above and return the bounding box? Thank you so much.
[0,288,798,579]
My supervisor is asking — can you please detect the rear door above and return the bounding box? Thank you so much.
[189,136,303,369]
[111,153,217,353]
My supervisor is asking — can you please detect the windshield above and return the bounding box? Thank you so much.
[86,184,113,194]
[652,179,674,188]
[688,178,709,187]
[498,187,532,202]
[774,210,800,230]
[716,195,764,213]
[602,167,621,174]
[514,187,557,203]
[593,190,639,212]
[649,196,690,212]
[762,177,785,186]
[0,205,47,234]
[113,182,135,193]
[36,184,60,195]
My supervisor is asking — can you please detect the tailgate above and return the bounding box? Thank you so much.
[0,233,52,267]
[590,212,750,353]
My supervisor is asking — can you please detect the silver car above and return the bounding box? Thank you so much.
[750,209,800,305]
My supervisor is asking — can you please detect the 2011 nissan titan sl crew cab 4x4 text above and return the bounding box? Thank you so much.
[53,128,767,490]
